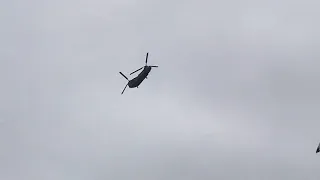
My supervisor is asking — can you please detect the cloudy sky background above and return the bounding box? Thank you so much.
[1,0,320,179]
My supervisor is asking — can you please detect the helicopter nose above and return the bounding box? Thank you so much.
[128,80,134,88]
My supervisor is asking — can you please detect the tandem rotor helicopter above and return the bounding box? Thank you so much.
[119,52,158,94]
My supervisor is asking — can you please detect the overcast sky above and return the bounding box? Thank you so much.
[1,0,320,179]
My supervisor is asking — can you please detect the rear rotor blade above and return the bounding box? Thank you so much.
[145,52,148,65]
[121,84,128,94]
[150,65,158,67]
[130,67,143,75]
[119,72,128,80]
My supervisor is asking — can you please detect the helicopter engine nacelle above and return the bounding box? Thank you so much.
[144,66,151,74]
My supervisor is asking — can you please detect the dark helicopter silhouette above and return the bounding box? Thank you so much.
[317,142,320,153]
[119,52,158,94]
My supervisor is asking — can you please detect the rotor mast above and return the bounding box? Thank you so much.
[130,52,158,75]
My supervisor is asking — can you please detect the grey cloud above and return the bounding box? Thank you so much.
[1,0,320,179]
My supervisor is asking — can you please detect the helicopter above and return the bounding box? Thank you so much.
[119,52,158,94]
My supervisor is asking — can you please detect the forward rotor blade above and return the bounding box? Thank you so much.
[150,65,158,67]
[119,72,128,80]
[145,52,148,65]
[130,67,143,75]
[121,84,128,94]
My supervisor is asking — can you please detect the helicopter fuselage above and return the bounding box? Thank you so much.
[128,66,151,88]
